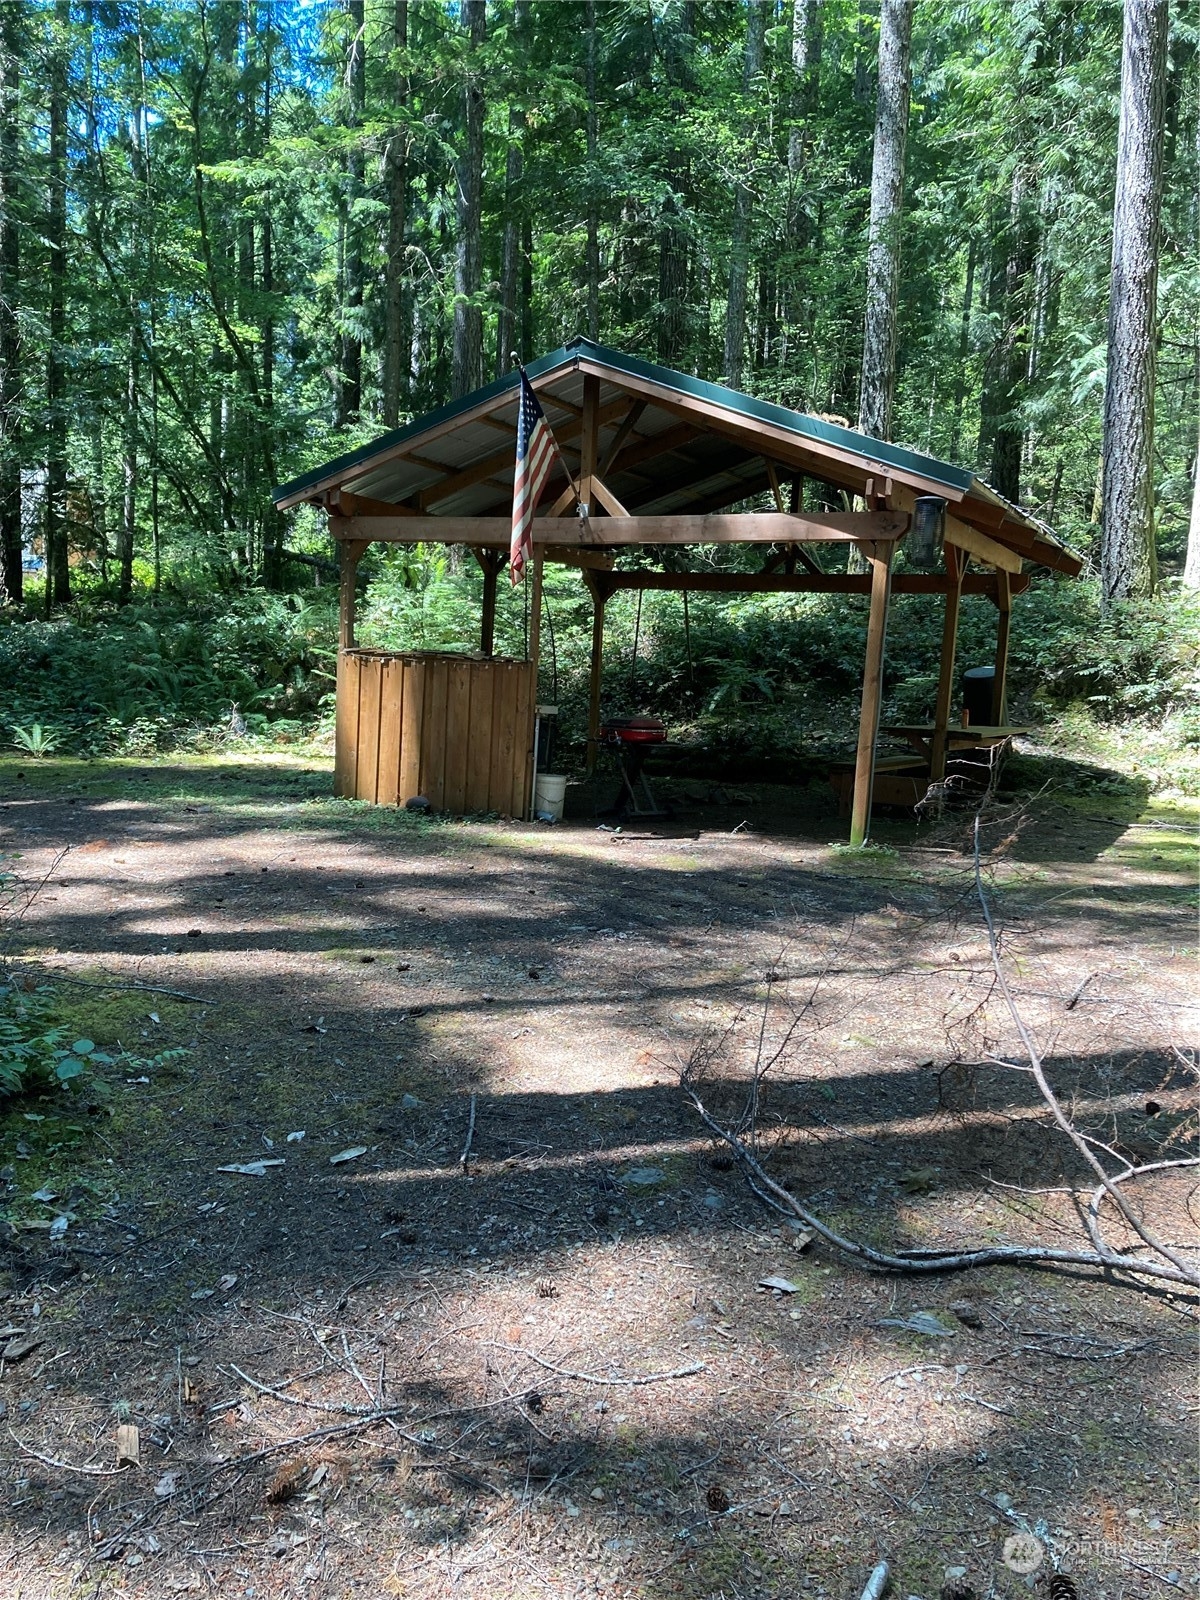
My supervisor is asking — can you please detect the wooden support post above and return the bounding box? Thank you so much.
[527,544,545,671]
[849,544,893,847]
[930,543,964,782]
[334,538,370,800]
[476,548,502,655]
[338,538,370,648]
[579,374,600,517]
[526,545,546,819]
[991,568,1012,723]
[585,575,606,775]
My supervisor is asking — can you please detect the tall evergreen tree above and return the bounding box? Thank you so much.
[1101,0,1169,602]
[857,0,913,442]
[0,5,22,604]
[452,0,486,398]
[45,0,71,609]
[723,0,766,389]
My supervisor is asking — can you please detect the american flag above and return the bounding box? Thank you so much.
[510,371,561,584]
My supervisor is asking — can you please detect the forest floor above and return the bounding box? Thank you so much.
[0,743,1195,1600]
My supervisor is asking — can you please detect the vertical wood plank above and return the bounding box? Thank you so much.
[376,658,404,806]
[991,569,1012,723]
[488,663,518,813]
[930,543,963,782]
[355,655,382,804]
[333,649,352,798]
[334,650,362,799]
[421,656,449,809]
[465,660,494,812]
[398,658,425,804]
[849,546,893,847]
[444,659,472,811]
[511,659,536,818]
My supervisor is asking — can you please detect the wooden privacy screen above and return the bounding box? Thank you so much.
[335,649,536,815]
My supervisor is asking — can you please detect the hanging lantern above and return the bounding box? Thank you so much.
[908,496,947,571]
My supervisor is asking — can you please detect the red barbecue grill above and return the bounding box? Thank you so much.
[600,716,671,818]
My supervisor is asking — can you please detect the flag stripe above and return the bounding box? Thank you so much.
[510,374,564,584]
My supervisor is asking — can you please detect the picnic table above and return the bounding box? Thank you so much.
[882,724,1028,761]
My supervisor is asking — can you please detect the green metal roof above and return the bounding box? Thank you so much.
[272,336,976,507]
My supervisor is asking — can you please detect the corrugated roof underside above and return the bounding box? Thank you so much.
[272,341,985,515]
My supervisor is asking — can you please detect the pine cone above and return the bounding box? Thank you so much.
[941,1580,976,1600]
[266,1458,305,1504]
[705,1483,730,1514]
[536,1278,557,1298]
[1049,1576,1078,1600]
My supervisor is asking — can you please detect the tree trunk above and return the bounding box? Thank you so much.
[1184,412,1200,590]
[656,1,694,368]
[585,0,600,342]
[0,5,21,605]
[723,0,766,389]
[452,0,486,398]
[788,0,822,178]
[988,165,1037,504]
[497,0,527,375]
[339,0,365,425]
[856,0,913,443]
[382,0,409,428]
[45,0,71,610]
[1101,0,1168,604]
[261,10,283,587]
[119,314,137,603]
[948,237,976,463]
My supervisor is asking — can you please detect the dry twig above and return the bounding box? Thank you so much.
[492,1345,704,1387]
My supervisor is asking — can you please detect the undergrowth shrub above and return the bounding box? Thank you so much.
[0,592,337,754]
[0,984,113,1096]
[2,571,1196,774]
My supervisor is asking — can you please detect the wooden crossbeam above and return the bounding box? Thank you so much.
[330,510,908,547]
[332,490,417,518]
[415,397,624,511]
[599,400,648,476]
[945,515,1024,573]
[591,569,1027,597]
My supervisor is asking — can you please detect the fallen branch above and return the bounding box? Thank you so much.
[683,1085,1195,1285]
[459,1091,477,1172]
[972,814,1199,1287]
[493,1345,704,1387]
[28,973,211,1004]
[8,1426,127,1476]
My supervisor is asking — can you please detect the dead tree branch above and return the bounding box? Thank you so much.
[678,800,1198,1293]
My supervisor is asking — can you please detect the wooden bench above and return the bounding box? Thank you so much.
[827,755,930,816]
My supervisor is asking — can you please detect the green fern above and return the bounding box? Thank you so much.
[9,723,64,758]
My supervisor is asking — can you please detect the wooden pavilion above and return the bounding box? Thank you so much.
[272,338,1081,843]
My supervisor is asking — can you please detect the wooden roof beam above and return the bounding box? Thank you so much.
[329,510,909,547]
[415,396,626,511]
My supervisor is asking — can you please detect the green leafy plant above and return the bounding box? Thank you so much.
[9,723,64,757]
[0,986,113,1096]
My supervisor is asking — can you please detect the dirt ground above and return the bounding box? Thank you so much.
[0,751,1195,1600]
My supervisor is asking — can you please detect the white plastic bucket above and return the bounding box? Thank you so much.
[534,773,567,822]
